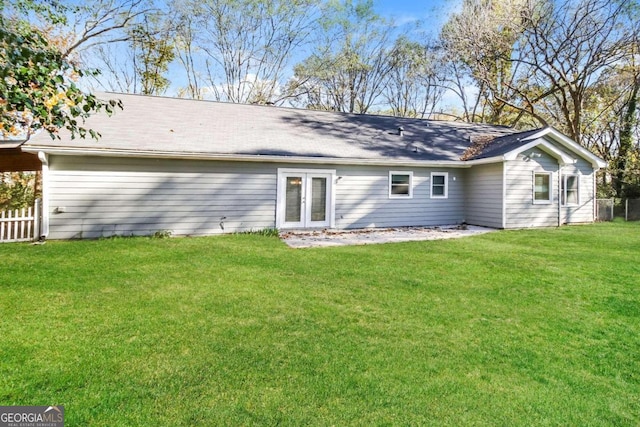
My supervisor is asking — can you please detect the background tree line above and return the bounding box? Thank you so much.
[1,0,639,199]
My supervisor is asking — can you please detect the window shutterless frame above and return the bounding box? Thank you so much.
[561,174,579,206]
[430,172,448,199]
[389,171,413,198]
[533,172,553,204]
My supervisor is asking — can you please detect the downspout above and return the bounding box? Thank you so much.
[37,152,49,239]
[502,161,507,229]
[558,163,563,227]
[593,172,597,221]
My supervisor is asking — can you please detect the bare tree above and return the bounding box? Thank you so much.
[289,0,398,113]
[382,37,446,118]
[84,9,176,95]
[174,0,324,104]
[174,13,202,99]
[91,43,138,93]
[63,0,154,58]
[38,0,167,95]
[518,0,637,144]
[440,0,533,125]
[441,0,638,144]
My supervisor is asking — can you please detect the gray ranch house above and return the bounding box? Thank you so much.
[20,93,606,239]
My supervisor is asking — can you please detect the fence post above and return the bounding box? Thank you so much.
[626,199,629,222]
[611,199,614,221]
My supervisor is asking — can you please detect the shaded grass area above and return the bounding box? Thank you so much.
[1,222,639,425]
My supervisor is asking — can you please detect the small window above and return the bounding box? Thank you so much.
[562,175,579,206]
[533,172,552,204]
[430,172,448,199]
[389,171,413,198]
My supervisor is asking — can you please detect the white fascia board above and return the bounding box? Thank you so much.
[0,140,26,149]
[21,146,473,168]
[463,155,506,166]
[503,139,574,165]
[520,127,607,169]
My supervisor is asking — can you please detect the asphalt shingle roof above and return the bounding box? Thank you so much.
[26,92,526,162]
[466,128,544,160]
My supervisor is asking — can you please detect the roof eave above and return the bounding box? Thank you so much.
[22,146,473,168]
[0,140,27,149]
[463,155,506,165]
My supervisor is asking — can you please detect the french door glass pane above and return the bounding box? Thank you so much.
[285,176,302,222]
[310,177,327,221]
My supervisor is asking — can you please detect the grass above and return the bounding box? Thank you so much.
[0,221,639,426]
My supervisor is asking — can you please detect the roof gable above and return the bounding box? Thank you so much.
[517,127,607,168]
[503,139,574,165]
[466,126,606,169]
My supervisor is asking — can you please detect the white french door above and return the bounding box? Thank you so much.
[277,169,335,229]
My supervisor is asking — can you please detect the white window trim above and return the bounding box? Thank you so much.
[533,171,553,204]
[561,174,580,206]
[430,172,449,199]
[389,171,413,199]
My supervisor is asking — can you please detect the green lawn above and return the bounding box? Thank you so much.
[1,222,639,426]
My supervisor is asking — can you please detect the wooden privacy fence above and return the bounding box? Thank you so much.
[0,199,41,243]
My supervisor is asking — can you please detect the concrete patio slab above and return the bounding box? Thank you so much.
[280,225,497,248]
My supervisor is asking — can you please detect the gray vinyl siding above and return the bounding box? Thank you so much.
[333,166,465,229]
[464,163,504,228]
[47,156,278,239]
[504,149,560,228]
[560,157,595,224]
[46,156,467,239]
[44,146,597,239]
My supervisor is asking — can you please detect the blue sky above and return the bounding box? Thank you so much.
[374,0,460,33]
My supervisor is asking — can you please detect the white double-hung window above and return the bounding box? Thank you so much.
[389,171,413,198]
[533,172,552,204]
[430,172,448,199]
[561,175,579,206]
